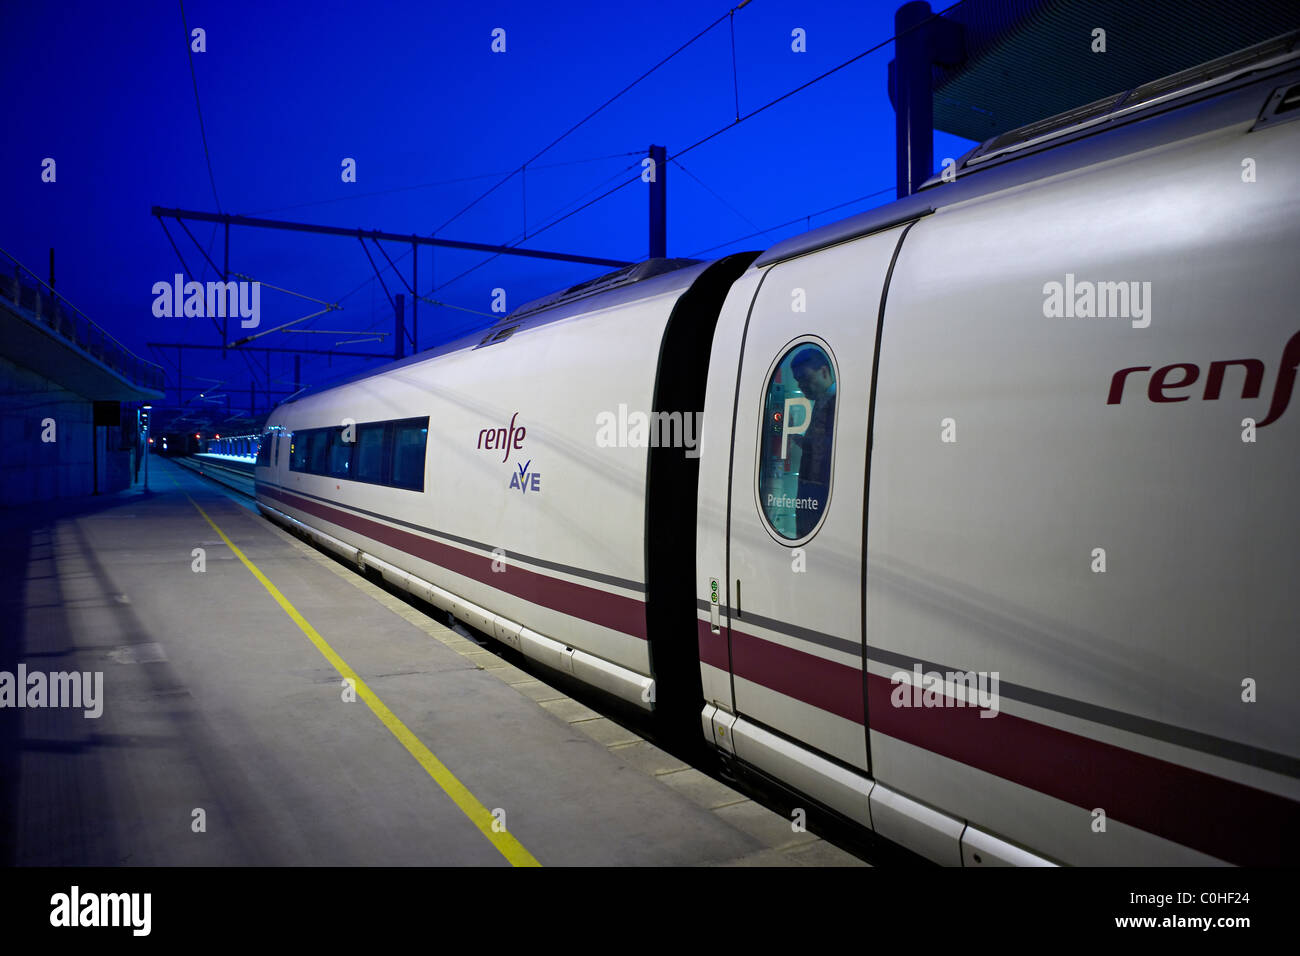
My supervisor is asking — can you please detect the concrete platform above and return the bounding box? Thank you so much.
[0,457,865,866]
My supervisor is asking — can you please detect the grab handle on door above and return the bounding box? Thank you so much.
[709,577,720,634]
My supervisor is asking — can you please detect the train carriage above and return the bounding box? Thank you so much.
[257,34,1300,866]
[256,254,753,726]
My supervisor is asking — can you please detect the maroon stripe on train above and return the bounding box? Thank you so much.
[729,626,864,723]
[696,618,730,670]
[261,485,648,639]
[865,673,1297,867]
[707,625,1297,865]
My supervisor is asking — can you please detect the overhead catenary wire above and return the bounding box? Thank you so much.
[414,295,496,319]
[372,238,415,298]
[178,0,220,213]
[297,0,967,394]
[173,215,225,279]
[332,0,901,319]
[229,307,336,347]
[289,256,498,384]
[169,29,640,372]
[428,157,646,295]
[729,7,741,121]
[432,0,969,289]
[686,185,898,258]
[177,0,227,283]
[156,217,224,341]
[671,159,769,236]
[292,1,965,381]
[675,0,967,162]
[284,329,389,336]
[332,154,645,316]
[160,216,340,396]
[327,152,643,310]
[249,150,645,217]
[228,272,341,309]
[358,237,397,313]
[433,3,756,237]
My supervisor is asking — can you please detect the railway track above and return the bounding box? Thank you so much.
[172,456,255,498]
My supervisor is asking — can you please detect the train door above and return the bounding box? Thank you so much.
[716,226,910,825]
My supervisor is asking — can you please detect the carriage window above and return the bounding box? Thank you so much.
[757,343,837,542]
[289,432,308,471]
[390,418,428,491]
[306,429,330,475]
[287,419,427,489]
[328,427,354,478]
[354,423,390,484]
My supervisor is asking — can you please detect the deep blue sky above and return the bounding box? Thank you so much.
[1,0,974,411]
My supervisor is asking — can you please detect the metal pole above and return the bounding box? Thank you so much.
[151,207,633,268]
[394,293,406,359]
[894,1,934,199]
[223,223,229,359]
[649,145,667,259]
[149,341,388,359]
[411,240,418,354]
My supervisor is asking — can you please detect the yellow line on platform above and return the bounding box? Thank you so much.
[180,481,541,867]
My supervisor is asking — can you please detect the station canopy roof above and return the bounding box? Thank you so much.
[931,0,1300,141]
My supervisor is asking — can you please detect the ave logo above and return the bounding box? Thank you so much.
[510,460,541,494]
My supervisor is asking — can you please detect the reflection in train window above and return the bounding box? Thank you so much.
[328,427,353,478]
[306,429,330,475]
[757,342,837,541]
[354,423,389,484]
[390,419,428,491]
[286,418,428,491]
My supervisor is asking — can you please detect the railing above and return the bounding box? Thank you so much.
[0,246,166,393]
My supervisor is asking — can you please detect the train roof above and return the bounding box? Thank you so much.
[279,31,1298,411]
[502,257,702,322]
[280,256,714,406]
[756,29,1300,267]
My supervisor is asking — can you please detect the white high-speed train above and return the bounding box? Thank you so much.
[255,35,1300,866]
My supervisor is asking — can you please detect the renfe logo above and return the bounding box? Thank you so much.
[478,412,525,463]
[1107,330,1300,427]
